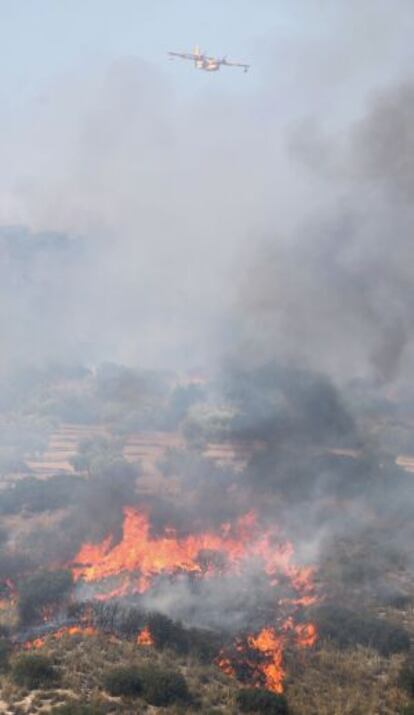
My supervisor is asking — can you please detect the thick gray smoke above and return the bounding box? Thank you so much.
[236,82,414,384]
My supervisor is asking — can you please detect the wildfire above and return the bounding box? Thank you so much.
[217,620,316,694]
[71,507,315,599]
[24,637,46,650]
[247,628,285,693]
[294,622,317,648]
[72,508,255,593]
[70,506,318,693]
[137,626,154,646]
[24,625,98,650]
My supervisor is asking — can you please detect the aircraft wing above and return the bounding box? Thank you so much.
[168,51,198,61]
[222,59,250,71]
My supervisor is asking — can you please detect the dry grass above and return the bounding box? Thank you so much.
[0,630,412,714]
[286,643,409,715]
[1,633,240,713]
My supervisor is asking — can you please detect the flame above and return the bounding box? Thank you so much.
[71,507,315,599]
[217,619,316,694]
[247,628,285,693]
[216,657,236,678]
[72,508,255,591]
[294,622,317,648]
[24,637,46,650]
[24,625,98,650]
[70,506,317,693]
[137,626,154,646]
[55,625,98,639]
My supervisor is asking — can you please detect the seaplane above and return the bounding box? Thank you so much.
[168,46,250,73]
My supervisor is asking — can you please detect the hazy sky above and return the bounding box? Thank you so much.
[0,1,412,110]
[0,2,413,376]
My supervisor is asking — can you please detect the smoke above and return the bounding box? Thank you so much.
[236,80,414,384]
[0,2,409,379]
[1,2,414,644]
[139,568,276,632]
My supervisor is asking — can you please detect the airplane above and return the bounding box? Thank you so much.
[168,46,250,73]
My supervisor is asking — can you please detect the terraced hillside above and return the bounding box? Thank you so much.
[25,424,256,481]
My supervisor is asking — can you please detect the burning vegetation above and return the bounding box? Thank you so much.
[69,506,317,693]
[0,361,414,714]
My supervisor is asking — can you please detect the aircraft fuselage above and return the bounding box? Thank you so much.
[195,59,221,71]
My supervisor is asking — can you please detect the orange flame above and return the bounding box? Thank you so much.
[71,508,315,600]
[70,506,318,693]
[247,628,285,693]
[24,637,46,650]
[137,626,154,646]
[24,625,98,650]
[294,622,317,648]
[217,618,317,694]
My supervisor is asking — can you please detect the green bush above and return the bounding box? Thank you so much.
[103,666,142,696]
[401,705,414,715]
[18,569,73,625]
[314,605,410,656]
[12,654,58,689]
[140,666,190,706]
[236,688,289,714]
[0,638,11,672]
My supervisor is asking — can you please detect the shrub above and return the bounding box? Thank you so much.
[103,666,142,697]
[117,606,146,638]
[0,624,9,638]
[146,612,189,654]
[51,704,103,715]
[146,610,222,658]
[378,585,412,609]
[18,569,73,625]
[140,666,190,706]
[186,626,223,663]
[314,605,411,656]
[236,688,289,714]
[400,662,414,697]
[12,654,58,689]
[0,638,11,672]
[401,706,414,715]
